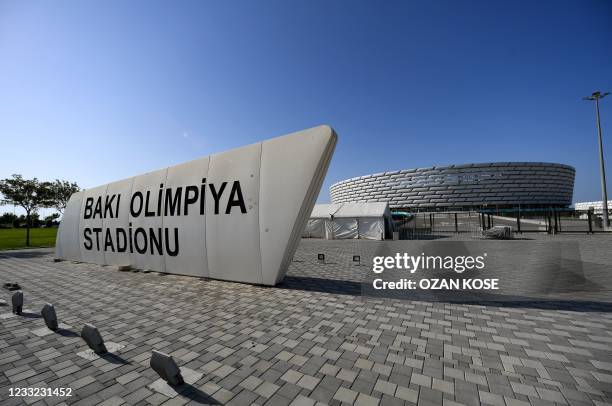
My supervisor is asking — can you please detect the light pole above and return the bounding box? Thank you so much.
[583,91,610,230]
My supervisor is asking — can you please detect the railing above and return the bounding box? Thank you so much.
[394,209,608,239]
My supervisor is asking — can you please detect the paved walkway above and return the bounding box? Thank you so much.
[1,236,611,405]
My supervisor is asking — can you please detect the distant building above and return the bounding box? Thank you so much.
[330,162,575,211]
[574,200,612,214]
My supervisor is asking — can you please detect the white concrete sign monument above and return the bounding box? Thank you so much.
[55,125,337,285]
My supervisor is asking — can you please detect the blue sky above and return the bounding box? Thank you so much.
[1,0,611,216]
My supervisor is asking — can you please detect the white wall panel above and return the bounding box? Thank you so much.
[163,157,210,277]
[79,185,108,264]
[129,168,168,272]
[259,126,336,284]
[55,191,84,261]
[206,143,262,284]
[103,177,134,266]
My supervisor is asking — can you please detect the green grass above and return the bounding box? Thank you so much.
[0,228,58,250]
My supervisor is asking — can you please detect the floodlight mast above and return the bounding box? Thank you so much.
[583,91,610,230]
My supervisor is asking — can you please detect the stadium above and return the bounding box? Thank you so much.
[329,162,575,211]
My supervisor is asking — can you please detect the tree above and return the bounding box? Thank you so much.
[44,213,61,227]
[0,212,18,228]
[50,179,80,213]
[0,175,54,246]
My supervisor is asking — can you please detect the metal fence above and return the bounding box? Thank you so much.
[394,209,609,239]
[395,212,482,239]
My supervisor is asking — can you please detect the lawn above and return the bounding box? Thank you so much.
[0,228,58,250]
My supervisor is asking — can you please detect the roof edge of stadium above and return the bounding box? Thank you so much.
[329,161,575,189]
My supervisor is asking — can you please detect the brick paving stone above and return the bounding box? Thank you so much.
[337,368,358,383]
[240,375,263,391]
[479,390,506,406]
[373,378,396,396]
[0,236,610,406]
[97,395,126,406]
[354,392,380,406]
[411,373,432,388]
[296,375,319,391]
[288,394,316,406]
[333,386,359,403]
[395,385,419,403]
[255,381,280,398]
[281,370,303,385]
[309,384,335,404]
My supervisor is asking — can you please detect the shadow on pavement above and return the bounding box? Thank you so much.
[280,276,361,296]
[281,276,612,312]
[55,328,79,338]
[0,249,52,259]
[100,352,130,365]
[19,311,42,319]
[177,384,220,404]
[455,299,612,312]
[401,234,452,240]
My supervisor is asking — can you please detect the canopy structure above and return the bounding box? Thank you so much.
[303,202,393,240]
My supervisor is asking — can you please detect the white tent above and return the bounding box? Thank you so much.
[303,203,340,239]
[303,202,392,240]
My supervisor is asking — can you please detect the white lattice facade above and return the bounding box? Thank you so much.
[330,162,575,210]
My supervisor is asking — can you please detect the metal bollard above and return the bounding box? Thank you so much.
[81,324,107,354]
[150,350,184,386]
[41,303,59,331]
[11,291,23,315]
